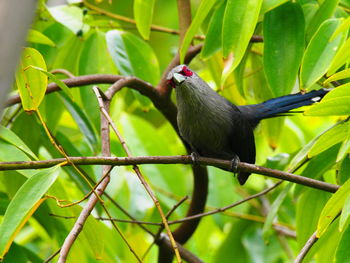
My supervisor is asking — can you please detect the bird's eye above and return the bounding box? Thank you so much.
[180,66,193,77]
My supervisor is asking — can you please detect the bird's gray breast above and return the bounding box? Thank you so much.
[176,84,238,159]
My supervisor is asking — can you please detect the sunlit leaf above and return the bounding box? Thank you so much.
[324,68,350,85]
[15,48,47,112]
[306,0,340,41]
[263,1,304,96]
[222,0,263,80]
[300,19,344,90]
[179,0,218,63]
[339,195,350,231]
[0,126,38,161]
[106,30,159,85]
[308,120,349,157]
[29,66,74,101]
[328,37,350,75]
[305,83,350,116]
[26,29,55,47]
[48,5,90,34]
[133,0,155,40]
[0,165,60,259]
[317,177,350,237]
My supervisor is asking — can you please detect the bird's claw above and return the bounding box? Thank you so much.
[230,155,240,173]
[191,152,199,165]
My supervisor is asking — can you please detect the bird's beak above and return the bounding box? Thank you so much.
[172,73,186,85]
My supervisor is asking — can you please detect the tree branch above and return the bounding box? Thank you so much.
[294,231,318,263]
[0,155,339,193]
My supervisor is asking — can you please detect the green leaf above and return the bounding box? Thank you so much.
[335,223,350,263]
[331,16,350,41]
[59,93,99,153]
[305,83,350,116]
[0,126,38,160]
[201,2,226,59]
[306,0,340,41]
[28,66,74,101]
[324,68,350,85]
[339,195,350,231]
[317,177,350,237]
[328,37,350,75]
[0,165,60,259]
[15,47,47,112]
[222,0,263,80]
[48,5,90,34]
[309,121,349,157]
[262,183,292,240]
[300,19,344,90]
[106,30,160,85]
[260,0,288,15]
[296,189,331,249]
[179,0,218,63]
[133,0,155,40]
[263,1,305,96]
[26,29,55,47]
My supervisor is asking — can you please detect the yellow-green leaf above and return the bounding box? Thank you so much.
[317,177,350,238]
[221,0,263,81]
[0,165,60,259]
[179,0,217,63]
[133,0,155,40]
[15,48,48,112]
[26,29,55,47]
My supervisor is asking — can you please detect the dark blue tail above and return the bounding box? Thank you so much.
[238,89,329,122]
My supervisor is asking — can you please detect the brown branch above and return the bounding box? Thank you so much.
[5,74,124,106]
[0,155,339,193]
[294,231,318,263]
[177,0,192,44]
[98,86,183,262]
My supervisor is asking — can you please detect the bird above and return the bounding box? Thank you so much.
[166,64,328,185]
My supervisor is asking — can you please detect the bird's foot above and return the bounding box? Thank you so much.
[230,155,240,173]
[190,152,200,165]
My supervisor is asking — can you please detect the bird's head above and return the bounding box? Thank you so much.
[166,65,194,88]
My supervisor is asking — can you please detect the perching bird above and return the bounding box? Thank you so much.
[167,65,328,185]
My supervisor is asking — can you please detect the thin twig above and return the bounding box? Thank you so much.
[43,248,61,263]
[294,231,318,263]
[94,86,183,263]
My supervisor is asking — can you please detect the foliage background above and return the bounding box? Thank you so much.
[1,0,350,262]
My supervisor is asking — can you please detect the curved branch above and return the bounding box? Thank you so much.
[5,74,123,106]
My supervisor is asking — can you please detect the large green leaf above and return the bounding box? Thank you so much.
[179,0,217,63]
[306,0,339,41]
[201,2,226,59]
[0,165,60,259]
[260,0,288,15]
[308,121,349,157]
[305,83,350,116]
[0,126,38,161]
[106,30,160,85]
[317,177,350,237]
[263,1,305,96]
[133,0,155,40]
[222,0,263,80]
[339,195,350,231]
[48,5,90,34]
[300,19,344,90]
[15,48,47,112]
[335,223,350,263]
[296,189,331,249]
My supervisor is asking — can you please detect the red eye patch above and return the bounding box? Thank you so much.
[181,66,193,77]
